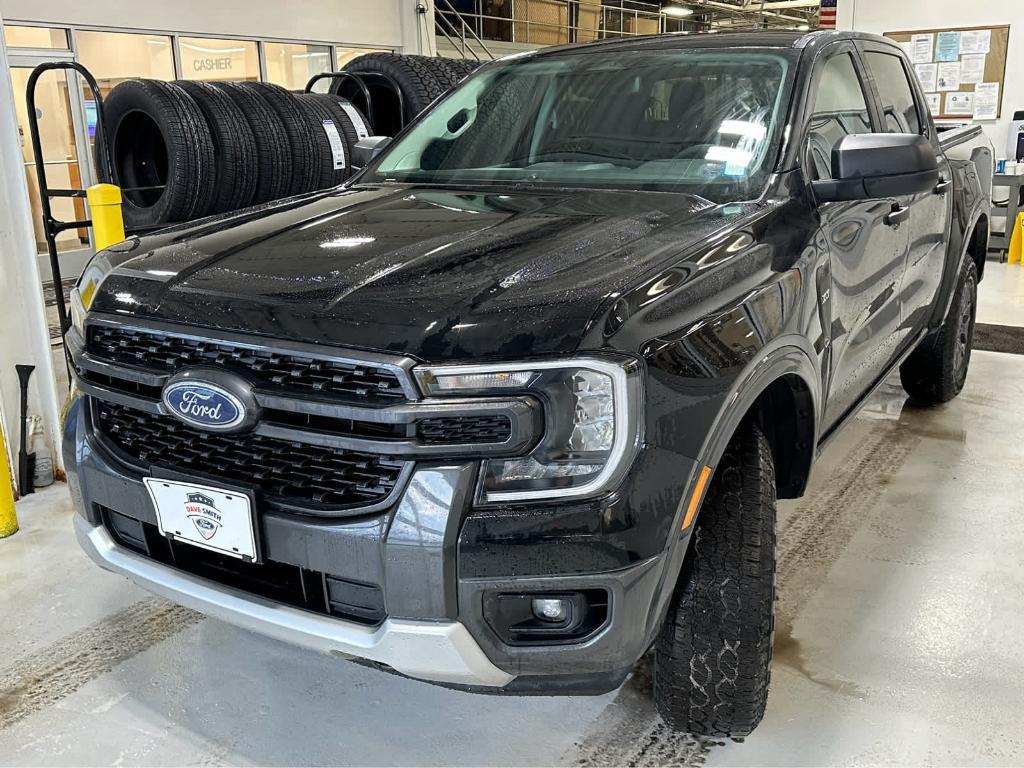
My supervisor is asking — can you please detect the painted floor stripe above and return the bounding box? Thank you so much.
[0,598,201,730]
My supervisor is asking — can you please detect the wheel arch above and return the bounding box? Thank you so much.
[640,341,820,668]
[968,213,988,283]
[696,341,821,504]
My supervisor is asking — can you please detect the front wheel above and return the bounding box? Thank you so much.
[653,422,776,738]
[900,258,978,405]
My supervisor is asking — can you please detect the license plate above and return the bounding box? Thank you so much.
[144,478,257,561]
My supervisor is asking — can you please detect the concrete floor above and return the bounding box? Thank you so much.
[4,266,1024,766]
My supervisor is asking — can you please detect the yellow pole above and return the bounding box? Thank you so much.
[0,421,18,538]
[85,183,125,251]
[1009,212,1024,266]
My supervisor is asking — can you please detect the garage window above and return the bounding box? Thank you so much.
[3,25,69,49]
[179,37,259,82]
[265,42,332,90]
[75,31,175,97]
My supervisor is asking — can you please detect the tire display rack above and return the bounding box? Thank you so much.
[25,62,123,335]
[26,54,482,335]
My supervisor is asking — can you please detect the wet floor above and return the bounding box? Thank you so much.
[4,314,1024,764]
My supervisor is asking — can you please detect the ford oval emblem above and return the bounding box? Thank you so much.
[162,379,246,431]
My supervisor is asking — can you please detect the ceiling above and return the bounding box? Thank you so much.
[662,1,822,31]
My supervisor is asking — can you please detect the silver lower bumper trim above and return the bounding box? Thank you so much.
[75,516,514,688]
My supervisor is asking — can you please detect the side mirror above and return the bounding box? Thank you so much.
[812,133,938,203]
[352,136,392,169]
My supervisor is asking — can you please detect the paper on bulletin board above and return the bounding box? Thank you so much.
[960,54,987,85]
[973,82,1000,120]
[924,93,941,114]
[945,92,974,116]
[914,63,938,92]
[960,29,992,55]
[910,33,935,63]
[900,42,915,59]
[935,31,961,61]
[936,61,962,91]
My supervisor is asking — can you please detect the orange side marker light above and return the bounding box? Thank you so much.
[682,465,713,530]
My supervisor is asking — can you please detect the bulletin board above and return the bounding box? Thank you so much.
[883,25,1010,121]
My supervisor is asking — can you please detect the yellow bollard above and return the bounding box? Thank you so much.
[85,183,126,251]
[0,422,19,538]
[1008,212,1024,265]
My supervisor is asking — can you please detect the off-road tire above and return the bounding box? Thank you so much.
[337,52,447,133]
[446,59,484,78]
[174,80,258,214]
[415,55,465,92]
[654,422,776,738]
[104,79,217,227]
[210,81,292,204]
[900,258,978,405]
[233,81,318,197]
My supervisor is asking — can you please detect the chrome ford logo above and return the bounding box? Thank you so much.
[162,377,248,431]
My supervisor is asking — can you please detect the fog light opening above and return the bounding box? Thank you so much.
[532,597,571,623]
[482,589,610,646]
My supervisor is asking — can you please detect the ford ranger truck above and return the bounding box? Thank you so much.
[66,31,992,737]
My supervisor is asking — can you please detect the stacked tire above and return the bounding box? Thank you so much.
[104,79,371,228]
[332,54,483,138]
[102,54,484,228]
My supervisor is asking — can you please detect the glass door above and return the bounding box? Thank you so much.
[8,49,96,286]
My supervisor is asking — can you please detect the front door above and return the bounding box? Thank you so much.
[804,48,911,430]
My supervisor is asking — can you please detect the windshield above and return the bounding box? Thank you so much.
[365,47,794,202]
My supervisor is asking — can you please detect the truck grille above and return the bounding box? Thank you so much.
[88,324,407,403]
[94,401,407,513]
[416,414,512,444]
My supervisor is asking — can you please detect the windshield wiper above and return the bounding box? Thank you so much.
[504,149,639,168]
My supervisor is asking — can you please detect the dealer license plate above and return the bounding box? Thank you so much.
[144,478,257,561]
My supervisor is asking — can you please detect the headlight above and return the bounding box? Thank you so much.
[68,252,116,335]
[415,357,643,503]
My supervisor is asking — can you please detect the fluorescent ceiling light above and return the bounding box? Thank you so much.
[663,5,694,16]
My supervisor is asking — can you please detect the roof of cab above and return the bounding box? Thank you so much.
[523,29,884,57]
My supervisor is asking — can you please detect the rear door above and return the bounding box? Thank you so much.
[804,46,911,430]
[860,42,953,336]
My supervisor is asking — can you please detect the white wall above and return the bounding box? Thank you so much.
[0,17,63,492]
[0,0,434,52]
[838,0,1023,156]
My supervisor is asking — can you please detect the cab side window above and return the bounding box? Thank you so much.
[864,52,923,135]
[806,53,873,180]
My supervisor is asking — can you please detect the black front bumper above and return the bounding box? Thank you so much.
[66,393,694,693]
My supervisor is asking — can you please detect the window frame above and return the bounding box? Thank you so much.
[800,43,881,182]
[857,39,933,143]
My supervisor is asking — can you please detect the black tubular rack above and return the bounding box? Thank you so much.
[304,70,406,134]
[25,62,113,335]
[26,61,168,336]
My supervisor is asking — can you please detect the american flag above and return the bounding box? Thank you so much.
[819,0,838,29]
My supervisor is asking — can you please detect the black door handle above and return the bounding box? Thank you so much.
[885,204,910,227]
[934,178,952,195]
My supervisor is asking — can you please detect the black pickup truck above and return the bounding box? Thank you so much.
[66,31,992,737]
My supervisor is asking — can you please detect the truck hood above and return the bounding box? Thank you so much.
[91,185,751,360]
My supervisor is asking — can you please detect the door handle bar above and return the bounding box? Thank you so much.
[934,179,952,195]
[885,204,910,227]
